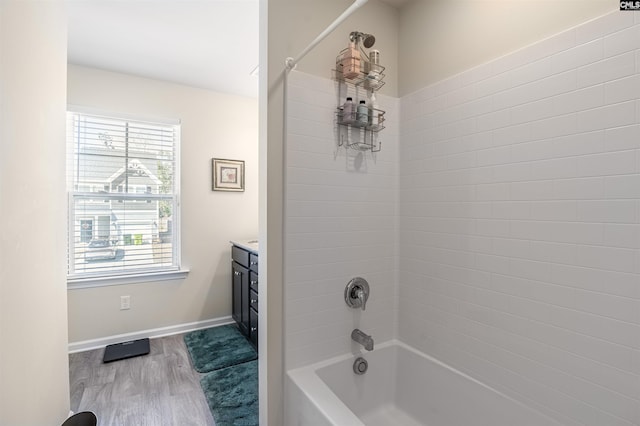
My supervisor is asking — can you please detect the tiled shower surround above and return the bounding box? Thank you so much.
[285,70,400,370]
[399,10,640,426]
[285,11,640,426]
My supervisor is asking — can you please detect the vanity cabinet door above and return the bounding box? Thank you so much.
[232,261,249,335]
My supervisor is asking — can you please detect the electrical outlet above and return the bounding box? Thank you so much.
[120,295,131,310]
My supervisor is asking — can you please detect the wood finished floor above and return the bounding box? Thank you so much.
[69,334,215,426]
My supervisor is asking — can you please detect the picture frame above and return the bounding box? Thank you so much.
[212,158,245,192]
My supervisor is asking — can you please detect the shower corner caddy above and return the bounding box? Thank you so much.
[333,54,386,153]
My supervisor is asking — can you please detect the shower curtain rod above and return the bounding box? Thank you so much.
[285,0,369,70]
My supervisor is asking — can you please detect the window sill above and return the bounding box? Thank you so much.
[67,269,189,289]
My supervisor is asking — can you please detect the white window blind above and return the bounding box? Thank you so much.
[67,111,180,281]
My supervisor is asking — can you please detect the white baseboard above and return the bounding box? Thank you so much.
[68,315,234,353]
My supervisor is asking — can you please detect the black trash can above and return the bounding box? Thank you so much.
[61,412,97,426]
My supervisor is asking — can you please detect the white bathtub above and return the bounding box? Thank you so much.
[286,340,563,426]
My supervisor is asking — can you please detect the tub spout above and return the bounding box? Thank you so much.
[351,329,374,351]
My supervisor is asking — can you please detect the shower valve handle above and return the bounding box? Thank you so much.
[345,277,370,311]
[355,288,367,311]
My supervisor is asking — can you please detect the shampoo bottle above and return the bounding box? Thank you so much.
[343,97,354,123]
[357,100,368,125]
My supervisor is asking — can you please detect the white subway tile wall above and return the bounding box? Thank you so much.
[285,71,399,369]
[399,11,640,426]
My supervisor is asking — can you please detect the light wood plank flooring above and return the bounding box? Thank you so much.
[69,334,215,426]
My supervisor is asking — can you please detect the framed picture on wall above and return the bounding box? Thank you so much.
[212,158,245,192]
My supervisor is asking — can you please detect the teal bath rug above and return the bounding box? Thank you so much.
[200,360,258,426]
[184,324,257,373]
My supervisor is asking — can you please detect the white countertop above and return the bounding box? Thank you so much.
[230,239,259,254]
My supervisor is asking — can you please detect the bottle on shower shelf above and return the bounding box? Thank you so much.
[369,92,378,127]
[357,100,368,125]
[343,97,355,123]
[367,49,381,89]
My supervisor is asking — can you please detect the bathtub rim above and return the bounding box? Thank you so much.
[287,338,564,426]
[287,350,366,425]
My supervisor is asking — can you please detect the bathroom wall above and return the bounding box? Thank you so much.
[284,70,399,369]
[0,2,70,424]
[399,11,640,426]
[398,0,615,96]
[67,65,258,343]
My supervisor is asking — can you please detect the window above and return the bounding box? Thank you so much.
[67,110,182,285]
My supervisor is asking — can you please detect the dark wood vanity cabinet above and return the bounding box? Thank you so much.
[231,244,258,350]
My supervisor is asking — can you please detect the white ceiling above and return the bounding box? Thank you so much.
[67,0,260,98]
[67,0,405,99]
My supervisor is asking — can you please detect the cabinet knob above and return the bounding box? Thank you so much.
[251,327,257,332]
[234,271,240,276]
[251,299,258,304]
[250,261,258,266]
[250,280,258,285]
